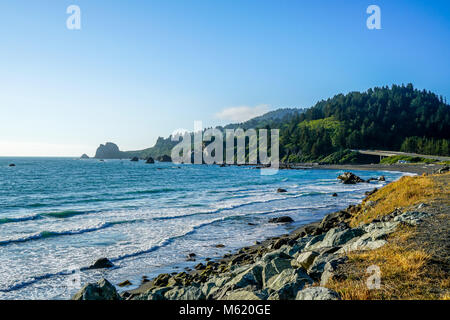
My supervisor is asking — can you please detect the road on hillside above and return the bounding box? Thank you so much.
[353,150,450,162]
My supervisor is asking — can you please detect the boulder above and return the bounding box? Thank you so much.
[277,188,288,193]
[157,155,172,162]
[72,278,121,300]
[378,175,386,181]
[130,156,139,162]
[89,258,114,269]
[118,280,132,287]
[262,257,292,288]
[295,287,340,300]
[266,268,313,299]
[393,211,431,226]
[337,172,365,184]
[80,154,89,159]
[145,157,155,164]
[268,216,294,224]
[221,289,264,300]
[291,251,319,269]
[332,193,338,197]
[164,285,205,300]
[8,163,15,167]
[318,210,351,232]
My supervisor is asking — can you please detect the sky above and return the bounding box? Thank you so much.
[0,0,449,157]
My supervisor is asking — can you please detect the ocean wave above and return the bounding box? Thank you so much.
[0,219,140,247]
[125,187,184,195]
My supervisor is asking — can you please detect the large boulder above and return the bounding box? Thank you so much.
[295,287,340,300]
[261,255,293,288]
[266,268,313,300]
[221,289,265,300]
[337,172,365,184]
[145,157,155,164]
[291,251,319,269]
[268,216,294,224]
[89,258,114,269]
[72,278,121,300]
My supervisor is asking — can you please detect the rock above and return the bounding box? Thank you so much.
[145,157,155,164]
[225,263,263,291]
[156,155,172,162]
[221,289,264,300]
[393,211,431,225]
[130,156,139,162]
[308,254,347,281]
[215,244,225,248]
[315,227,366,249]
[94,142,125,159]
[272,238,289,250]
[318,210,351,232]
[8,163,15,167]
[195,263,206,270]
[80,154,89,159]
[266,268,313,300]
[332,193,338,197]
[89,258,114,269]
[378,175,386,181]
[165,285,205,300]
[268,216,294,224]
[291,251,319,269]
[337,172,365,184]
[320,258,347,286]
[262,257,292,288]
[295,287,340,300]
[118,280,132,287]
[153,273,171,286]
[277,188,287,193]
[72,278,121,300]
[143,287,172,300]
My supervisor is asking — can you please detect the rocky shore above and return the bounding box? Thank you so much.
[72,169,449,301]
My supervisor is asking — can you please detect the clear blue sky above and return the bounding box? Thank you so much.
[0,0,449,156]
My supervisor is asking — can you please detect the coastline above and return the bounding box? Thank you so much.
[72,164,449,300]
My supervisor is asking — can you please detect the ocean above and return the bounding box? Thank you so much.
[0,157,404,299]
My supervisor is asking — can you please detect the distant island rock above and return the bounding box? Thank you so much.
[94,142,126,159]
[156,155,172,162]
[80,154,90,159]
[145,157,155,164]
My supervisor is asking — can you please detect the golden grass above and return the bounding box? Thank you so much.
[349,175,439,227]
[327,225,449,300]
[327,173,450,300]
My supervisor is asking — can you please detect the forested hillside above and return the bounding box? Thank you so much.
[279,84,450,162]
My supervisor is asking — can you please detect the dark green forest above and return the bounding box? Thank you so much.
[279,84,450,162]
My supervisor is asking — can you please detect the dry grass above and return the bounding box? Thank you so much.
[349,174,440,227]
[327,224,449,300]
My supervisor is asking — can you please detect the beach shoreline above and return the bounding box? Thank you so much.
[120,163,446,298]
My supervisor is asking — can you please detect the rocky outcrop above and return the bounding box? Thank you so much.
[80,154,89,159]
[72,278,121,300]
[277,188,287,193]
[157,155,172,162]
[434,165,449,174]
[337,172,365,184]
[94,142,125,159]
[145,157,155,164]
[131,157,139,162]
